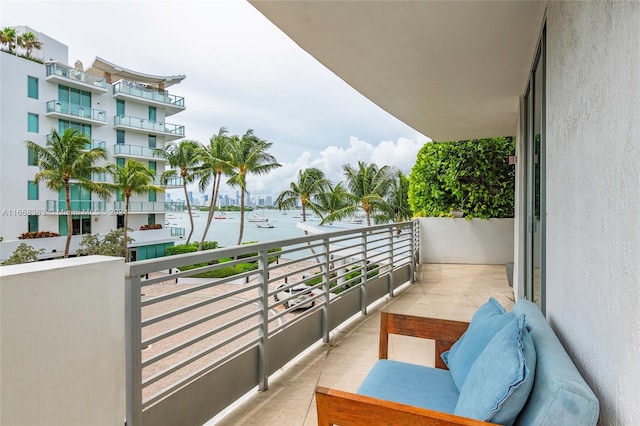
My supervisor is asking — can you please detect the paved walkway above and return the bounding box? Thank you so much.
[210,263,515,425]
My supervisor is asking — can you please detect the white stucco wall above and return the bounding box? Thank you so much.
[0,256,125,425]
[418,218,514,265]
[545,2,640,424]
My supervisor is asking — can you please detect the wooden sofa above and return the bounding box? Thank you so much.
[316,299,599,425]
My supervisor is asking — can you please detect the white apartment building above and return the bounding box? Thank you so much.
[0,26,187,261]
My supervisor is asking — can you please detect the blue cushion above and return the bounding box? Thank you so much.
[357,360,459,414]
[441,297,514,390]
[512,300,599,425]
[454,315,536,426]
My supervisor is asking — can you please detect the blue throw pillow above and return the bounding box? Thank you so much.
[441,297,514,390]
[454,315,536,426]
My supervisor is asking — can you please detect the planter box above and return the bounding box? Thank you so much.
[417,217,514,264]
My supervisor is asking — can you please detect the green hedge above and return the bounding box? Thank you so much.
[408,137,515,219]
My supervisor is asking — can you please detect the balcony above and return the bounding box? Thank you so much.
[168,226,185,237]
[45,199,107,213]
[46,100,107,125]
[113,143,163,161]
[0,222,518,425]
[113,201,166,213]
[45,62,108,94]
[155,175,184,188]
[113,81,185,116]
[113,115,185,141]
[48,134,106,151]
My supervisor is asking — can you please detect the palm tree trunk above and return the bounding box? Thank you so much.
[302,202,307,222]
[124,197,130,262]
[237,191,245,246]
[199,174,218,251]
[64,182,72,258]
[183,183,194,245]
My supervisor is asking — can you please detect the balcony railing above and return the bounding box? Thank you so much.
[165,201,186,212]
[113,81,185,114]
[113,201,165,213]
[45,62,107,92]
[47,134,106,151]
[124,221,416,426]
[46,200,107,213]
[46,100,107,124]
[168,226,185,237]
[113,144,160,160]
[114,115,185,140]
[154,175,184,187]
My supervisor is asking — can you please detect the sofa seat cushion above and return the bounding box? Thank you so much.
[442,297,515,390]
[455,315,536,426]
[357,360,459,414]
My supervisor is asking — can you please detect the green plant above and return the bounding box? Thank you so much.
[76,228,133,257]
[408,137,515,219]
[18,231,61,239]
[2,243,44,265]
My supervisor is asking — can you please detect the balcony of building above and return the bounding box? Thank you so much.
[113,81,185,116]
[113,115,185,141]
[113,201,166,213]
[113,143,166,161]
[0,221,518,426]
[45,62,108,94]
[154,175,184,188]
[45,199,107,213]
[46,100,107,125]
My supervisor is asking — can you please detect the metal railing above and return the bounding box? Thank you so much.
[114,115,185,137]
[45,199,107,213]
[114,201,166,213]
[125,221,416,426]
[46,62,107,89]
[113,81,185,108]
[168,227,185,237]
[46,100,107,122]
[114,144,159,160]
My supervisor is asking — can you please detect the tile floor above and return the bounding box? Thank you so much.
[211,263,515,425]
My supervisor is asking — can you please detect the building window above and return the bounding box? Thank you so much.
[58,215,91,236]
[116,130,125,145]
[149,190,157,202]
[148,213,156,225]
[117,158,125,167]
[27,181,39,200]
[58,119,92,139]
[116,214,125,229]
[116,99,125,116]
[28,215,39,233]
[148,106,157,122]
[27,113,39,133]
[27,76,39,99]
[148,135,156,148]
[27,147,37,166]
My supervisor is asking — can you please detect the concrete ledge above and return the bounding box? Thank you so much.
[417,217,514,264]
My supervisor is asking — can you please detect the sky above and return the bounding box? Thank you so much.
[1,0,430,202]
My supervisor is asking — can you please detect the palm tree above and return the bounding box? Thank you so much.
[317,182,351,224]
[26,128,109,258]
[1,27,17,53]
[155,140,202,244]
[379,170,412,225]
[105,159,162,262]
[17,31,42,58]
[195,128,232,250]
[276,168,330,222]
[325,161,395,226]
[227,129,281,245]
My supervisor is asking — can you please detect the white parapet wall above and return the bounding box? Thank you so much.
[0,256,125,426]
[418,217,514,264]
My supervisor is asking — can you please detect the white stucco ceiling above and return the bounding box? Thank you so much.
[250,1,546,141]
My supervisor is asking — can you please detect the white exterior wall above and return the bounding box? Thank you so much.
[0,256,125,425]
[543,2,640,424]
[0,29,181,255]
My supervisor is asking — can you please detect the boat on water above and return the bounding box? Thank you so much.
[256,222,274,228]
[247,212,269,222]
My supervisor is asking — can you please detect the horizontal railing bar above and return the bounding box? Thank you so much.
[142,311,261,368]
[142,284,261,327]
[142,295,262,346]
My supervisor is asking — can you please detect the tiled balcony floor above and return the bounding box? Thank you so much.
[211,263,515,425]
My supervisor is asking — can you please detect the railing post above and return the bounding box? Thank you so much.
[322,237,331,343]
[388,227,395,297]
[411,220,418,282]
[257,249,270,391]
[125,272,142,426]
[360,231,368,315]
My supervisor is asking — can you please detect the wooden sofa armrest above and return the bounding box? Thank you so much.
[379,312,469,369]
[316,386,492,426]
